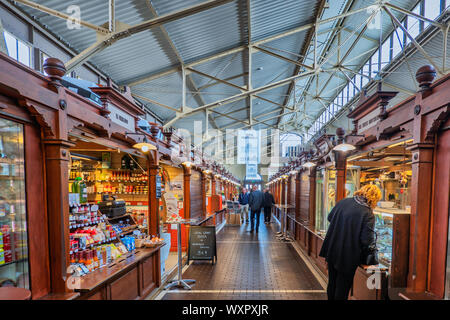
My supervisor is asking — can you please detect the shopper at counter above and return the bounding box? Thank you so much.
[319,184,381,300]
[248,186,264,233]
[238,188,250,223]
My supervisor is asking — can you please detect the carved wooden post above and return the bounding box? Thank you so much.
[334,128,348,202]
[287,175,292,206]
[148,160,160,236]
[308,167,316,228]
[201,172,207,219]
[183,165,191,220]
[295,170,301,221]
[281,178,287,206]
[407,65,437,293]
[211,176,216,196]
[42,58,75,293]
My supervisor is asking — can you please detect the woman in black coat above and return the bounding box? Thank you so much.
[319,184,382,300]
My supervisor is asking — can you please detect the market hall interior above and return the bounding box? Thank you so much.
[0,0,449,301]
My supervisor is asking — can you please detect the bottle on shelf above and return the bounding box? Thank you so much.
[79,178,88,204]
[71,177,80,194]
[121,155,129,169]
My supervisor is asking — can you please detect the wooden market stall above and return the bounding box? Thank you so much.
[268,65,450,299]
[0,51,242,299]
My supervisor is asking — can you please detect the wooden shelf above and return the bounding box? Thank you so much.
[0,258,27,268]
[70,180,147,184]
[73,247,162,292]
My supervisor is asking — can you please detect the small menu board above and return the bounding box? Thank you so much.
[188,226,217,264]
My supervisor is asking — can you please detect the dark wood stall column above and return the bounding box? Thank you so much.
[38,58,75,294]
[334,150,347,202]
[406,66,440,293]
[211,176,216,196]
[295,171,301,221]
[201,173,207,219]
[429,125,450,297]
[308,167,316,229]
[183,165,191,219]
[43,139,75,293]
[148,161,160,237]
[407,146,435,293]
[281,178,287,206]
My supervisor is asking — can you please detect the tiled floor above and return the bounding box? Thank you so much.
[159,215,327,300]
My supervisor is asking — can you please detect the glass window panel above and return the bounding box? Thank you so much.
[407,5,421,42]
[17,41,30,67]
[354,73,361,90]
[348,81,354,100]
[362,63,370,86]
[371,49,379,78]
[424,0,441,28]
[381,37,391,69]
[392,27,404,58]
[0,117,29,289]
[4,32,17,60]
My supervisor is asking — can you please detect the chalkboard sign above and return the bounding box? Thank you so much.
[188,226,217,264]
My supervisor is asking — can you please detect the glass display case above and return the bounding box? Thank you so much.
[345,167,360,198]
[0,118,29,288]
[315,168,336,234]
[361,171,411,287]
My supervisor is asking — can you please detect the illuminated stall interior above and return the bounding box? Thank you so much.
[0,118,28,288]
[67,137,150,271]
[347,140,412,286]
[158,160,185,276]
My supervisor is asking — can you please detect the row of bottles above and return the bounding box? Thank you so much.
[92,184,148,195]
[70,169,148,183]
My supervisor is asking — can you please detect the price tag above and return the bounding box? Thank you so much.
[171,224,178,230]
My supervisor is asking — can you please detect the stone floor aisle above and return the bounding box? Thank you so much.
[159,215,327,300]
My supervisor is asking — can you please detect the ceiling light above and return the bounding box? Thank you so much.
[133,140,156,153]
[333,143,356,152]
[182,161,192,168]
[302,161,316,168]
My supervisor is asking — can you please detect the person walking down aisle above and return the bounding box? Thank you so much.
[319,184,382,300]
[248,185,264,233]
[238,188,250,223]
[263,188,275,224]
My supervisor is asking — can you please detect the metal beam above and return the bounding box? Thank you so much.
[132,93,180,112]
[122,4,375,87]
[142,0,222,132]
[197,73,247,91]
[13,0,111,35]
[186,67,247,92]
[383,5,443,75]
[109,0,115,32]
[277,0,329,127]
[163,69,318,128]
[384,2,445,29]
[253,46,314,70]
[65,0,234,72]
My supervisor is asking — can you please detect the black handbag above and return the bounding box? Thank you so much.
[362,228,379,266]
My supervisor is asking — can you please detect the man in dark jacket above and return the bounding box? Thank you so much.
[238,188,250,223]
[248,185,264,232]
[262,188,275,224]
[319,185,380,300]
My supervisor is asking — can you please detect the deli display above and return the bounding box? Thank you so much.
[315,167,336,236]
[0,118,29,288]
[347,141,412,287]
